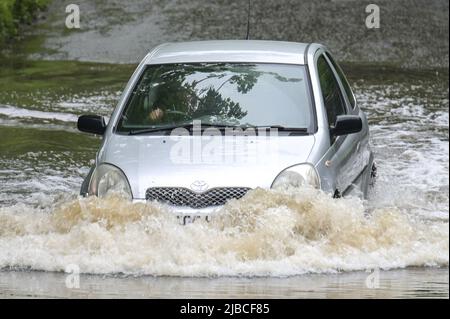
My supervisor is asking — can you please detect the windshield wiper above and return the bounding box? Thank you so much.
[128,123,309,135]
[248,125,309,132]
[128,123,245,135]
[128,124,187,135]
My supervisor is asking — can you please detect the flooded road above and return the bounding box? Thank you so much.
[0,59,448,298]
[1,268,448,298]
[0,0,448,298]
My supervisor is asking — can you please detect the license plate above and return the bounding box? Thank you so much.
[177,215,212,225]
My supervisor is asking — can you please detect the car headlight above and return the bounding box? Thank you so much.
[88,164,132,199]
[271,163,321,190]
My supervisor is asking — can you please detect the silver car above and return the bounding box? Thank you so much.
[78,40,375,219]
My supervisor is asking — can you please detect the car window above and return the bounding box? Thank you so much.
[325,53,356,109]
[317,55,346,128]
[116,63,314,132]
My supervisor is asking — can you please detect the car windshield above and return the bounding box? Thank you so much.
[116,62,313,133]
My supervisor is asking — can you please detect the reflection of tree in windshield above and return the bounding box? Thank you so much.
[122,63,303,127]
[155,63,257,122]
[193,88,247,121]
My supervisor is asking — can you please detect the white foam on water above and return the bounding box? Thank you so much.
[0,188,447,276]
[0,105,78,122]
[54,92,120,115]
[0,151,89,207]
[355,83,449,221]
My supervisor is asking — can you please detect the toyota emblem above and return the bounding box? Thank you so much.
[190,180,209,192]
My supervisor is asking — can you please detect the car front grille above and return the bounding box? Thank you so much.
[145,187,251,209]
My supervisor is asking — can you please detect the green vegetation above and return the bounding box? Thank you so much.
[0,0,50,44]
[0,57,136,110]
[0,59,136,92]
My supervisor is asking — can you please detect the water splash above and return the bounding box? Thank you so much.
[0,188,447,276]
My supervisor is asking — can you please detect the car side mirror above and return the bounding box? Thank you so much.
[77,115,106,135]
[331,115,362,136]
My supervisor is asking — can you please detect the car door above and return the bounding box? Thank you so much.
[316,53,364,196]
[326,52,373,195]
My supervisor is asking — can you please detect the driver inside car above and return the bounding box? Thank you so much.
[148,107,165,122]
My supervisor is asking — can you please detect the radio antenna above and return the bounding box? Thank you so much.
[245,0,251,40]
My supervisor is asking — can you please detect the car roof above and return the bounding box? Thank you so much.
[144,40,313,65]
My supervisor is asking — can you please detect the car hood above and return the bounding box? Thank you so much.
[99,134,316,199]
